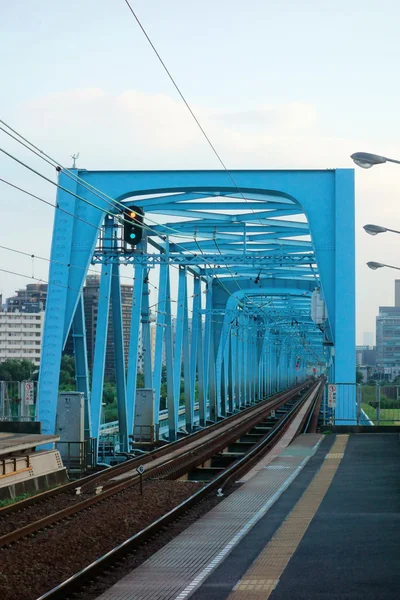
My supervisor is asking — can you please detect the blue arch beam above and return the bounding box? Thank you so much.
[37,168,355,439]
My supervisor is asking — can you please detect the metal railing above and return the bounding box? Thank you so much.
[322,383,400,426]
[360,385,400,425]
[55,438,96,477]
[0,380,37,421]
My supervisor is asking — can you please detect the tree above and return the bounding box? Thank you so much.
[0,359,37,382]
[356,369,364,384]
[58,355,76,391]
[102,381,116,404]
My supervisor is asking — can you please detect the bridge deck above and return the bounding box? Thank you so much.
[96,433,400,600]
[193,433,400,600]
[95,433,323,600]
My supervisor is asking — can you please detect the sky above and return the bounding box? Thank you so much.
[1,0,400,344]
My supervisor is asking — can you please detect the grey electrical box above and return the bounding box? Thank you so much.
[55,392,85,464]
[133,388,156,442]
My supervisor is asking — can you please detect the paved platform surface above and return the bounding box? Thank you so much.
[0,433,60,456]
[193,433,400,600]
[97,433,400,600]
[96,433,324,600]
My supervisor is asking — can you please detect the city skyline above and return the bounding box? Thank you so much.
[3,1,400,344]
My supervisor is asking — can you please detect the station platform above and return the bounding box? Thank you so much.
[0,432,59,456]
[0,432,66,500]
[97,432,400,600]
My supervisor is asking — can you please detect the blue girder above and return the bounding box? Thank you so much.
[37,168,356,440]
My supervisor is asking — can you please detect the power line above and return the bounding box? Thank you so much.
[0,120,283,311]
[0,122,315,336]
[0,143,253,310]
[0,176,102,232]
[122,1,273,231]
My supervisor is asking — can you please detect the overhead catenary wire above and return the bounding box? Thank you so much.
[0,127,319,355]
[121,1,270,229]
[0,119,310,325]
[0,142,250,305]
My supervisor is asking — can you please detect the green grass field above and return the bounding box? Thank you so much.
[361,402,400,425]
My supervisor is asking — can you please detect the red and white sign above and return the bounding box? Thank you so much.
[24,382,35,406]
[328,384,337,408]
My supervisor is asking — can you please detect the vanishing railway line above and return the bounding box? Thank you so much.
[0,379,323,600]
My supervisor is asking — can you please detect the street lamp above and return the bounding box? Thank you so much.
[367,261,400,271]
[364,224,389,236]
[351,152,400,169]
[364,224,400,236]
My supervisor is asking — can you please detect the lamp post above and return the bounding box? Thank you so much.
[367,261,400,271]
[364,224,389,236]
[351,152,400,169]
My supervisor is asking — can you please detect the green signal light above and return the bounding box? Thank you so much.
[130,232,136,239]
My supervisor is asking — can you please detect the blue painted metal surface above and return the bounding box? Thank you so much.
[37,168,356,440]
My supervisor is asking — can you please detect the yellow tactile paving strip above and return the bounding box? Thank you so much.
[228,435,349,599]
[96,434,323,600]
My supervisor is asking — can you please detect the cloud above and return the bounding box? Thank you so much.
[211,102,318,131]
[19,88,208,169]
[7,87,400,343]
[18,90,352,171]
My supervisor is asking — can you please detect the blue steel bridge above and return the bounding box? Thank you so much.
[37,168,355,451]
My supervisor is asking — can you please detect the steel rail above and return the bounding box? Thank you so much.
[34,380,321,600]
[0,381,311,520]
[0,383,312,547]
[303,378,325,433]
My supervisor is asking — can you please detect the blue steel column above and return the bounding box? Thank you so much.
[91,216,113,446]
[231,327,238,411]
[334,170,356,421]
[215,313,232,417]
[141,275,153,388]
[227,334,234,413]
[208,320,217,420]
[190,276,201,430]
[272,342,278,394]
[110,255,129,452]
[243,317,249,405]
[164,266,176,439]
[222,340,229,416]
[173,267,186,431]
[203,280,213,422]
[237,317,244,407]
[153,254,168,423]
[38,172,78,435]
[126,258,145,438]
[72,294,91,439]
[182,279,192,431]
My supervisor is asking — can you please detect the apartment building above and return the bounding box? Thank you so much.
[0,311,44,366]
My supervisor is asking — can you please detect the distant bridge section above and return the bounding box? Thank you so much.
[37,168,355,448]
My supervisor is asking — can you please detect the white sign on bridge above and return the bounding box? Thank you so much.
[24,382,35,406]
[328,384,337,408]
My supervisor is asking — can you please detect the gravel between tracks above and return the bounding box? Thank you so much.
[0,480,204,600]
[0,490,95,537]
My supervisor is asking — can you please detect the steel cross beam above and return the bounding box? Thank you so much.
[91,252,316,267]
[37,168,355,444]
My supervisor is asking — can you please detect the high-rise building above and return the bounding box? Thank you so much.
[0,311,44,366]
[356,345,376,367]
[83,275,134,377]
[6,284,48,313]
[395,280,400,308]
[376,281,400,371]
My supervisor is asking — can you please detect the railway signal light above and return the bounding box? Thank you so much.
[123,206,144,246]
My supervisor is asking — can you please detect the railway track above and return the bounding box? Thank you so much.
[0,379,322,600]
[0,380,312,545]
